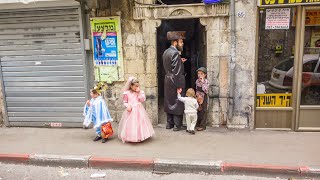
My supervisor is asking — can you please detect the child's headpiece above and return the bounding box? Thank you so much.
[93,82,108,94]
[196,67,207,74]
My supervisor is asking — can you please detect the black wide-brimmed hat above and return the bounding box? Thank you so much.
[167,31,186,40]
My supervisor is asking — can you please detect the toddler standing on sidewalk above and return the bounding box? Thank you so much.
[177,88,199,135]
[83,89,113,143]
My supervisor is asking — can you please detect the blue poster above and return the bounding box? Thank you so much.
[93,32,118,66]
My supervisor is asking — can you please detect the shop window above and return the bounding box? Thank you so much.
[256,7,296,108]
[300,8,320,106]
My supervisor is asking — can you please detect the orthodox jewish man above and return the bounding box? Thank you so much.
[162,31,187,131]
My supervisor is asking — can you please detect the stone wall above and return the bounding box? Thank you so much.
[227,0,258,128]
[84,0,159,124]
[201,16,230,127]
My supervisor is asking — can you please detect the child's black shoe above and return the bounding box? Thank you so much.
[93,136,102,141]
[102,138,108,143]
[190,130,195,135]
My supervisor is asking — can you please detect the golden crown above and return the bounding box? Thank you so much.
[93,82,108,94]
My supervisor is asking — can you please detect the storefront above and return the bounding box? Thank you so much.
[256,0,320,131]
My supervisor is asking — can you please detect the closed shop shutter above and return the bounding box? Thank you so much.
[0,5,87,127]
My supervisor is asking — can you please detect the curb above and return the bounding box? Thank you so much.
[89,157,154,171]
[29,154,89,168]
[222,162,300,175]
[0,153,318,177]
[154,159,222,174]
[0,154,29,164]
[300,166,320,177]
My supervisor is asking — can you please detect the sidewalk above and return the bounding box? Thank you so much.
[0,124,319,167]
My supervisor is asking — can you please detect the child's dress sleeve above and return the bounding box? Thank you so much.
[123,92,129,108]
[138,91,146,102]
[83,101,92,127]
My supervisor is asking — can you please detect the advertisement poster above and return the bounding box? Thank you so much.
[91,18,121,66]
[293,10,320,26]
[90,17,124,83]
[265,8,291,30]
[311,28,320,47]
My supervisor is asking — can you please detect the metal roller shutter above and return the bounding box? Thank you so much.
[0,5,87,127]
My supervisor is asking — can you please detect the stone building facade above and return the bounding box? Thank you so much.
[82,0,258,129]
[0,0,258,129]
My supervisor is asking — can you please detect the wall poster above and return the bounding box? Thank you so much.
[90,17,124,83]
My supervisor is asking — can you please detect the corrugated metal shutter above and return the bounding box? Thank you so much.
[0,6,87,127]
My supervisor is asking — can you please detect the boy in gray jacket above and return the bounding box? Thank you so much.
[177,88,199,135]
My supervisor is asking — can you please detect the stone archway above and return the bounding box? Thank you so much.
[136,3,230,126]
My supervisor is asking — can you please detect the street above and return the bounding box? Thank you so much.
[0,163,309,180]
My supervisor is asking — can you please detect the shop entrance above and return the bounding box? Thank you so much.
[296,6,320,131]
[256,5,320,131]
[156,19,206,124]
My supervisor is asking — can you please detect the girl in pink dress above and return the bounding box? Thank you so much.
[118,77,155,143]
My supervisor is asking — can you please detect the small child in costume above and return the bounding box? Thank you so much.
[118,77,155,143]
[177,88,199,135]
[83,89,113,143]
[195,67,209,131]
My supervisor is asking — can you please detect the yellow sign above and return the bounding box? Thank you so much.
[293,9,320,26]
[256,93,292,107]
[305,10,320,26]
[260,0,320,6]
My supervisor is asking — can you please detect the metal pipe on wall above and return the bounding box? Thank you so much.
[228,0,236,120]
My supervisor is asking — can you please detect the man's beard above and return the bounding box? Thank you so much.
[176,45,183,52]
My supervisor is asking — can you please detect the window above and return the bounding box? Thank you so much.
[303,60,318,72]
[256,7,296,108]
[275,58,294,71]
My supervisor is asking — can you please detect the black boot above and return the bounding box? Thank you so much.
[166,125,173,129]
[93,136,102,141]
[102,138,108,143]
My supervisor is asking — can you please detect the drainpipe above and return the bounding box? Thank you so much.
[228,0,236,120]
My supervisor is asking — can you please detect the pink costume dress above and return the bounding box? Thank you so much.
[118,90,155,143]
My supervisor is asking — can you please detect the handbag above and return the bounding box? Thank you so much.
[101,122,113,139]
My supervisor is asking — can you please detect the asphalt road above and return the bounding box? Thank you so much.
[0,163,311,180]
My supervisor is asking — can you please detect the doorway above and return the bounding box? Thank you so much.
[296,6,320,131]
[156,18,206,124]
